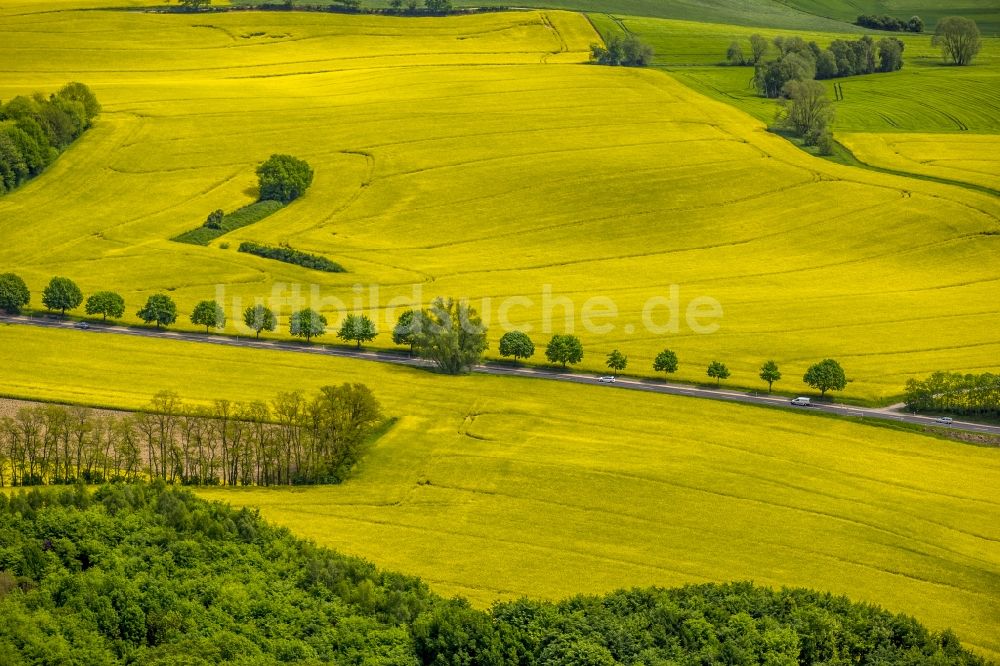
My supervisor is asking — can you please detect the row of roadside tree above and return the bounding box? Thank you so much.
[0,384,382,487]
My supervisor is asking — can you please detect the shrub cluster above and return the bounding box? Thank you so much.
[857,14,923,32]
[238,241,345,272]
[0,83,99,195]
[905,371,1000,417]
[0,484,986,664]
[590,34,653,66]
[0,385,382,487]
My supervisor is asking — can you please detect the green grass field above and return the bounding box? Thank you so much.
[591,14,1000,135]
[1,4,998,402]
[0,324,996,658]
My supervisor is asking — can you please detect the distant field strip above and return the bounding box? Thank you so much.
[590,14,1000,135]
[840,133,1000,192]
[0,324,997,658]
[0,6,998,405]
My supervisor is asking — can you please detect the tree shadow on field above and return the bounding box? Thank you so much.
[243,186,260,199]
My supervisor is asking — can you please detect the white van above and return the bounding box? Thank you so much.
[790,397,811,406]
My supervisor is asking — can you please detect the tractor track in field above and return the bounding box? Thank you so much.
[2,314,999,439]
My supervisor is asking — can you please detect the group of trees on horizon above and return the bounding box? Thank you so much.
[856,14,923,33]
[0,483,986,664]
[0,82,99,195]
[590,35,654,66]
[730,34,905,85]
[0,384,383,487]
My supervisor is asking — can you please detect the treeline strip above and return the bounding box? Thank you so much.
[905,371,1000,417]
[748,34,905,99]
[238,241,345,272]
[0,83,99,196]
[0,384,383,487]
[171,200,283,245]
[857,14,923,32]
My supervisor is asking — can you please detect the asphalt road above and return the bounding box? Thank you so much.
[4,313,999,437]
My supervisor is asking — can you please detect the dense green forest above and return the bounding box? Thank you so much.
[0,83,99,195]
[0,483,987,665]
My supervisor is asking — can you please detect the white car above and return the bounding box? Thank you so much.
[790,397,810,406]
[598,376,616,384]
[934,416,954,425]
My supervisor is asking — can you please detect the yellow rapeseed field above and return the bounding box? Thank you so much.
[0,324,997,658]
[1,5,999,401]
[840,133,1000,192]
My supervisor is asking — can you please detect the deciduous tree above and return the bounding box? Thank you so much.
[41,276,82,316]
[243,304,276,339]
[803,359,847,396]
[653,349,678,377]
[338,314,377,349]
[498,331,535,361]
[392,309,418,354]
[411,298,488,374]
[749,33,768,64]
[759,360,781,392]
[190,300,225,332]
[707,361,730,386]
[85,291,125,321]
[136,294,177,329]
[545,334,583,369]
[606,349,627,376]
[932,16,981,65]
[289,308,326,342]
[256,154,314,203]
[0,273,30,314]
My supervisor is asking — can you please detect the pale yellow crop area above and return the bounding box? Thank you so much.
[0,5,998,404]
[0,324,996,657]
[840,133,1000,192]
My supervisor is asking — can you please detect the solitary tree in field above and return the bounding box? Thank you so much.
[411,298,488,374]
[653,348,678,378]
[289,308,326,342]
[759,360,781,392]
[392,309,419,354]
[778,79,834,153]
[803,358,847,397]
[137,294,177,329]
[707,361,730,386]
[42,276,82,316]
[243,303,276,339]
[606,349,628,377]
[498,331,535,362]
[726,41,746,66]
[749,33,768,64]
[932,16,981,65]
[0,273,30,314]
[256,154,314,204]
[85,291,125,321]
[190,300,226,333]
[545,334,583,370]
[338,314,377,349]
